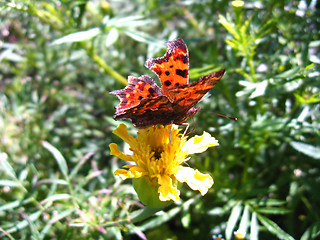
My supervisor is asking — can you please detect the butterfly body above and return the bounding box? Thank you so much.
[110,38,225,128]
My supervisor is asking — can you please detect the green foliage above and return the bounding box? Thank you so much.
[0,0,319,239]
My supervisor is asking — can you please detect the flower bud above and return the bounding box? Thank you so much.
[133,177,173,209]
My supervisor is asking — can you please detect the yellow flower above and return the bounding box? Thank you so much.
[109,124,218,207]
[232,0,244,8]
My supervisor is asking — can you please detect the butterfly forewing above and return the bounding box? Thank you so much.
[165,69,225,109]
[145,38,189,89]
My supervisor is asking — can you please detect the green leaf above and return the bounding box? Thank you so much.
[52,28,100,45]
[0,179,20,187]
[290,141,320,159]
[246,198,287,207]
[237,205,250,238]
[69,152,93,180]
[250,212,259,240]
[21,212,41,240]
[123,29,162,46]
[0,198,33,212]
[42,141,69,179]
[40,193,71,205]
[108,15,153,28]
[295,93,320,104]
[48,209,75,224]
[226,202,243,240]
[301,221,320,240]
[0,153,17,179]
[256,207,291,215]
[7,211,42,234]
[137,207,180,232]
[257,214,294,240]
[105,28,119,47]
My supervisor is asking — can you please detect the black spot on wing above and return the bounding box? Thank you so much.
[176,69,187,78]
[181,55,188,64]
[164,80,171,87]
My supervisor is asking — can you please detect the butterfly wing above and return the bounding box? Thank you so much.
[110,75,174,128]
[165,69,226,123]
[110,38,226,128]
[145,38,189,89]
[110,75,163,116]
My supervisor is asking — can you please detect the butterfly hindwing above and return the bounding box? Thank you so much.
[112,96,173,127]
[109,75,162,115]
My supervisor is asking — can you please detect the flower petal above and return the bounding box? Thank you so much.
[114,166,145,179]
[182,131,219,154]
[112,124,137,147]
[175,167,214,195]
[109,143,134,162]
[157,175,180,201]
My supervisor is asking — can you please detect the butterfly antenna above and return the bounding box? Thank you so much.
[202,109,237,121]
[212,111,238,121]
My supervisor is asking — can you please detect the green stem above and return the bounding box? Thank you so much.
[247,54,256,83]
[241,155,251,186]
[130,207,162,223]
[84,45,127,85]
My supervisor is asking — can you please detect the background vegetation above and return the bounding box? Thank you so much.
[0,0,319,239]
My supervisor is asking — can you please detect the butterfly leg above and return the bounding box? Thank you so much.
[180,122,189,142]
[187,116,196,135]
[180,117,196,144]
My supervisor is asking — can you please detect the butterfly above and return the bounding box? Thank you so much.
[109,38,225,128]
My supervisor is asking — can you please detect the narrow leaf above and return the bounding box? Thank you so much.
[49,209,74,224]
[42,141,69,179]
[250,212,259,240]
[226,202,243,240]
[0,179,20,187]
[257,214,294,240]
[7,211,42,234]
[301,221,320,240]
[52,28,100,45]
[256,207,291,215]
[0,198,33,212]
[21,212,41,240]
[40,193,71,205]
[105,28,119,47]
[0,153,17,179]
[237,205,250,237]
[290,141,320,159]
[137,207,180,232]
[124,29,162,46]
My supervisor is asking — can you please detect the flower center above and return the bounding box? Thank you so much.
[153,147,164,160]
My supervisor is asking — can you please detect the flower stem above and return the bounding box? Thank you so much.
[84,45,127,85]
[130,207,162,223]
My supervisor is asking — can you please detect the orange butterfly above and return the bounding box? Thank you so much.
[110,38,225,128]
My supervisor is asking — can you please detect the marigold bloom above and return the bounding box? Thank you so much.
[109,124,218,207]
